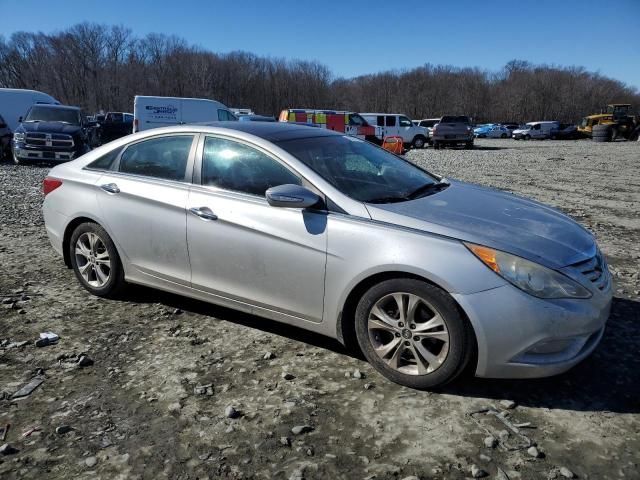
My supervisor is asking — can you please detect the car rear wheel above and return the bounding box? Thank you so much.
[354,278,473,389]
[69,222,126,298]
[412,136,426,149]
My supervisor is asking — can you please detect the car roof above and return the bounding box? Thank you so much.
[196,121,343,142]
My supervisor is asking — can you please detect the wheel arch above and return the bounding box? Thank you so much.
[61,215,123,269]
[336,271,478,370]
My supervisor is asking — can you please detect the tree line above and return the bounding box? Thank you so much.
[1,23,638,123]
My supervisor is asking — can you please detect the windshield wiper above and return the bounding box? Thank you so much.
[406,179,450,200]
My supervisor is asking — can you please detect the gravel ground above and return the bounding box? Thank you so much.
[1,138,639,480]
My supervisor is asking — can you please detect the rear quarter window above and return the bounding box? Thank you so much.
[86,147,123,171]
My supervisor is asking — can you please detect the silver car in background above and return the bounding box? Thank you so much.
[42,123,612,389]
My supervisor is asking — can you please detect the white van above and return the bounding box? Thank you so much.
[133,96,237,133]
[0,88,60,131]
[512,121,560,140]
[360,113,429,148]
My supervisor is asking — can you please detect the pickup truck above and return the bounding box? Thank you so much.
[99,112,133,144]
[11,104,90,164]
[432,115,474,149]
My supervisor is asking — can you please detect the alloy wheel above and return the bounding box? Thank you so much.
[367,292,449,375]
[74,232,111,288]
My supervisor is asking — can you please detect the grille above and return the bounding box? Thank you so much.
[570,252,609,291]
[25,133,74,148]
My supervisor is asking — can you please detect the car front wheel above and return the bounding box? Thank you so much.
[69,222,126,298]
[354,278,473,389]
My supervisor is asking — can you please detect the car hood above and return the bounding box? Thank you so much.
[19,122,82,135]
[513,128,529,134]
[365,180,596,269]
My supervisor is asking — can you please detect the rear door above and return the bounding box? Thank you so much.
[96,133,197,285]
[186,135,327,321]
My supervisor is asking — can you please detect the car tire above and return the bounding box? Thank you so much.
[69,222,126,298]
[464,142,473,150]
[433,142,439,150]
[501,133,508,139]
[412,136,426,149]
[592,124,612,142]
[524,134,531,140]
[354,278,473,390]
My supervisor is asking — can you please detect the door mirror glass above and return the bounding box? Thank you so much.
[266,184,320,209]
[18,116,23,123]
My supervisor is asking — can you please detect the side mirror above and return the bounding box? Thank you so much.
[0,122,6,128]
[18,116,23,123]
[266,184,320,209]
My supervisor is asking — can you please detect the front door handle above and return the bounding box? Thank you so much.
[100,183,120,194]
[189,207,218,221]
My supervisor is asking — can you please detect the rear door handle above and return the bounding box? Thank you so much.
[100,183,120,194]
[189,207,218,221]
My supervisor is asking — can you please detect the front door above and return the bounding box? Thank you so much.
[186,135,327,321]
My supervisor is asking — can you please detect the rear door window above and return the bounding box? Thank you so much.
[385,116,396,127]
[119,135,194,181]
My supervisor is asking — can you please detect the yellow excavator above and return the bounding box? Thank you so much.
[578,104,640,142]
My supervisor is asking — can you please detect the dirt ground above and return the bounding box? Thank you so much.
[1,138,639,480]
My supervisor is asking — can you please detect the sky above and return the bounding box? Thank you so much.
[2,0,639,90]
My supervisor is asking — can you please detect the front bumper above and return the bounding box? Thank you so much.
[453,277,612,379]
[13,146,77,161]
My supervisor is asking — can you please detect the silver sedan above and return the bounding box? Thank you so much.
[42,123,612,389]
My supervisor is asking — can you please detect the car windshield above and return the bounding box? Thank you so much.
[25,106,80,125]
[276,135,439,203]
[440,115,470,124]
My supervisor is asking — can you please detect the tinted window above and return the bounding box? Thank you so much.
[385,116,396,127]
[202,137,300,196]
[349,114,367,126]
[217,109,238,121]
[376,116,384,126]
[277,135,438,203]
[399,116,412,127]
[440,116,470,124]
[124,114,133,123]
[87,147,122,170]
[119,135,193,181]
[107,113,124,123]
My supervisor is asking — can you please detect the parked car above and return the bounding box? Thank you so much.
[12,104,90,164]
[501,123,520,132]
[414,118,440,145]
[133,96,237,133]
[0,113,12,160]
[237,114,276,122]
[231,108,254,116]
[42,122,611,389]
[0,88,60,132]
[360,113,428,149]
[512,121,560,140]
[550,123,579,140]
[432,115,474,149]
[99,112,134,144]
[483,125,511,139]
[473,124,496,138]
[279,109,381,143]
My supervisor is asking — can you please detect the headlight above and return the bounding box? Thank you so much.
[465,242,591,299]
[13,132,26,142]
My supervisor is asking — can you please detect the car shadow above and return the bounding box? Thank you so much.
[122,287,640,414]
[121,284,360,360]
